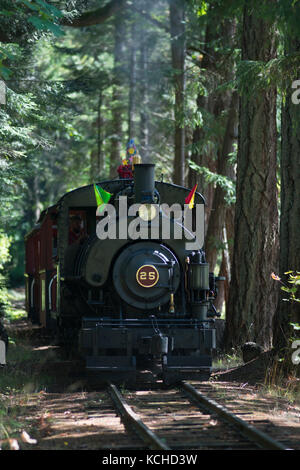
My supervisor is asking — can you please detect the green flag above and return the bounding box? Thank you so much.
[94,184,112,214]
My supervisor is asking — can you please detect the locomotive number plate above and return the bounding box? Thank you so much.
[136,265,159,288]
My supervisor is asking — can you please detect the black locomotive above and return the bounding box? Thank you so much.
[25,159,220,384]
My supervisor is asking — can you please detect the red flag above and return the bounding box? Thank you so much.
[185,184,198,209]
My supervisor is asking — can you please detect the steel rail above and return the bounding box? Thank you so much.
[107,382,170,450]
[180,381,293,450]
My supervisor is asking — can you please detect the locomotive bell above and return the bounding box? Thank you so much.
[132,154,142,169]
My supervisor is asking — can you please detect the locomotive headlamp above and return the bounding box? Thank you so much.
[138,204,157,221]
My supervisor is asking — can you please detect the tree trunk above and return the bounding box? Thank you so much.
[225,5,278,350]
[272,38,300,358]
[169,0,186,186]
[205,91,238,272]
[91,89,103,181]
[97,89,103,176]
[188,19,236,232]
[188,50,215,228]
[187,19,213,190]
[128,20,138,142]
[139,30,149,161]
[110,15,126,178]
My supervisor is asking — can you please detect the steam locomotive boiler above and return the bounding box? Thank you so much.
[25,161,220,384]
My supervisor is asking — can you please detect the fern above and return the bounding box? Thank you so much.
[188,159,236,204]
[236,53,300,96]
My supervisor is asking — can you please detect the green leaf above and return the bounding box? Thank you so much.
[281,286,293,293]
[27,15,64,36]
[0,64,12,80]
[0,10,14,17]
[0,47,16,61]
[20,0,40,12]
[34,0,63,18]
[27,15,46,29]
[197,1,208,17]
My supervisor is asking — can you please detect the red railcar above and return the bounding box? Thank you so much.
[25,201,88,329]
[25,206,58,328]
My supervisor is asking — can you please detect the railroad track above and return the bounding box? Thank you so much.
[108,381,293,450]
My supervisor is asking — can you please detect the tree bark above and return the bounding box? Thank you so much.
[97,89,103,176]
[128,21,138,142]
[139,33,149,161]
[272,38,300,356]
[188,19,236,230]
[187,24,215,225]
[205,91,238,272]
[225,5,279,350]
[90,89,103,181]
[169,0,186,186]
[110,15,126,178]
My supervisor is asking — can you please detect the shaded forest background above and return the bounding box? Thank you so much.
[0,0,299,372]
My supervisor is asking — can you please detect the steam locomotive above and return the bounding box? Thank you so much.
[25,158,220,384]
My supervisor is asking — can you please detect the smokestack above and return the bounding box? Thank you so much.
[134,163,155,203]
